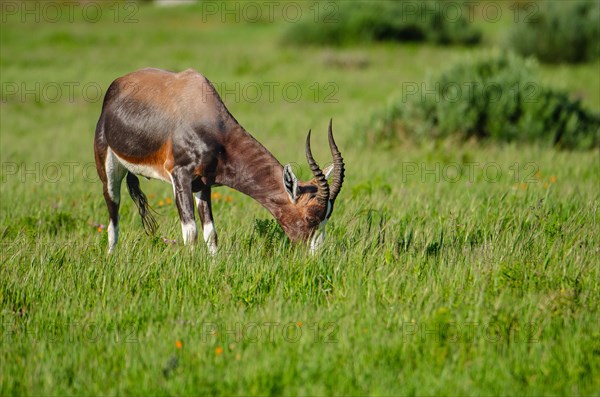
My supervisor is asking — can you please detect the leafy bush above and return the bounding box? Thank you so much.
[282,1,481,46]
[509,1,600,63]
[367,52,600,149]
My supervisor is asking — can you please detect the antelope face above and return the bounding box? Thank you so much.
[282,120,345,253]
[285,182,332,249]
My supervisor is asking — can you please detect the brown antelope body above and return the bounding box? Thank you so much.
[94,68,345,254]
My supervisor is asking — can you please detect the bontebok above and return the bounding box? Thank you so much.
[94,68,345,254]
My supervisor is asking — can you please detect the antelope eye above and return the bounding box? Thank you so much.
[305,217,319,228]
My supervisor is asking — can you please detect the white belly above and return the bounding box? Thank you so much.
[111,150,172,183]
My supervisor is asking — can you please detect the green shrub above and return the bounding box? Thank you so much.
[367,51,600,149]
[509,1,600,63]
[281,1,481,46]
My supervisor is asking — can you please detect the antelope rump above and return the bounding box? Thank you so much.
[93,68,345,254]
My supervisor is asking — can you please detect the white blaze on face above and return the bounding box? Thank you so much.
[309,219,327,255]
[309,201,332,255]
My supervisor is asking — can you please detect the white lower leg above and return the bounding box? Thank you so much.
[203,222,217,255]
[105,148,125,254]
[181,221,197,245]
[107,219,119,253]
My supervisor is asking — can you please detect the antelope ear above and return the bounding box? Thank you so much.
[283,164,299,203]
[323,163,335,181]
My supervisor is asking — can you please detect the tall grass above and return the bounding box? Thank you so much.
[1,2,599,395]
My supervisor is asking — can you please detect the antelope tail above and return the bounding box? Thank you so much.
[126,172,158,235]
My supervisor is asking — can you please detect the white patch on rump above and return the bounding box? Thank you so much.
[104,148,127,204]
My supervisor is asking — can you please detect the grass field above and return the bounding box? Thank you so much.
[1,1,599,395]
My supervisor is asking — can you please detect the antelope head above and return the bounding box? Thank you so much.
[281,119,345,253]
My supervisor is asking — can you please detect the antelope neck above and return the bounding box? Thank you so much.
[218,128,296,232]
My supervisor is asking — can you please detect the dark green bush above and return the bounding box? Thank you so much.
[282,1,481,46]
[368,52,600,149]
[509,1,600,63]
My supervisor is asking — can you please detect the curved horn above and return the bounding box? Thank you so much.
[327,118,345,205]
[306,129,329,208]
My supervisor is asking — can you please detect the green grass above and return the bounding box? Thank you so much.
[1,2,599,395]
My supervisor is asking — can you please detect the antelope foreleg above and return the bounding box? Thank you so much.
[194,188,218,255]
[171,171,197,245]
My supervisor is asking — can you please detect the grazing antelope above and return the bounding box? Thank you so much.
[94,68,345,254]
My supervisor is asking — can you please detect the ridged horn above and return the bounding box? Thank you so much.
[327,118,345,205]
[305,129,330,209]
